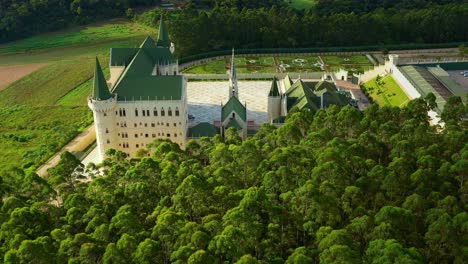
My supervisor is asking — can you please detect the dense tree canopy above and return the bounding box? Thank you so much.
[1,95,467,263]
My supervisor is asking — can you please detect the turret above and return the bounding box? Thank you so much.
[88,58,117,162]
[267,77,281,122]
[157,15,175,53]
[229,48,239,98]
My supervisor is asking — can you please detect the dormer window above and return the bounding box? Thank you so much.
[161,108,165,116]
[153,108,158,116]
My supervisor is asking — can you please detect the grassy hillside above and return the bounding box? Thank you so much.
[0,19,156,172]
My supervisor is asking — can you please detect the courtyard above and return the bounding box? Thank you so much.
[187,80,271,126]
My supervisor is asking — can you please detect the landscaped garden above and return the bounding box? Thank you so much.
[362,75,410,107]
[322,55,373,73]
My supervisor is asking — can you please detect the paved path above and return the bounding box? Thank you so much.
[36,125,96,177]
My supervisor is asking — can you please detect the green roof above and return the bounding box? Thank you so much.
[227,118,242,130]
[140,36,156,49]
[284,75,293,90]
[112,75,183,101]
[157,15,171,47]
[269,77,280,96]
[222,96,247,122]
[286,79,348,111]
[110,48,138,66]
[230,49,237,80]
[188,123,219,138]
[92,58,112,100]
[428,67,466,102]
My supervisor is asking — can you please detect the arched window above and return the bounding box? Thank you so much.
[175,107,180,116]
[161,108,165,116]
[168,107,172,116]
[153,107,158,116]
[123,109,126,116]
[105,128,109,134]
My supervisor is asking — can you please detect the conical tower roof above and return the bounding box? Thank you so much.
[92,58,112,100]
[156,15,171,47]
[269,77,280,96]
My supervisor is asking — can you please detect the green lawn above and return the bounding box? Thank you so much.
[182,59,228,74]
[288,0,317,9]
[277,56,323,72]
[362,75,410,107]
[322,55,371,65]
[0,20,155,172]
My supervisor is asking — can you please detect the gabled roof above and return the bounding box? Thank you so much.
[227,118,242,130]
[140,36,156,49]
[110,48,139,66]
[92,58,112,100]
[283,74,293,90]
[269,77,280,96]
[188,123,219,138]
[156,15,171,47]
[286,80,349,110]
[222,96,247,122]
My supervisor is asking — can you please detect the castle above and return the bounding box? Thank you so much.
[89,17,351,162]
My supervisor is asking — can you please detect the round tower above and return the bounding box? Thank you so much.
[88,95,117,162]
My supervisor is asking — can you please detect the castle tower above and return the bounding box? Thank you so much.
[267,77,281,123]
[88,58,117,162]
[157,15,175,54]
[229,48,239,98]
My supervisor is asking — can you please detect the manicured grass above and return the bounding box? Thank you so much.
[362,75,410,107]
[182,59,228,74]
[235,56,277,73]
[277,56,323,72]
[288,0,317,9]
[322,55,371,65]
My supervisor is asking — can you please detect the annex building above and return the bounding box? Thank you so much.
[88,17,353,162]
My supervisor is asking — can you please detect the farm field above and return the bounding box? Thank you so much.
[0,64,47,90]
[362,75,410,107]
[0,19,154,172]
[288,0,317,9]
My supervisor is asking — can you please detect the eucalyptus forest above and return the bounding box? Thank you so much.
[1,96,466,263]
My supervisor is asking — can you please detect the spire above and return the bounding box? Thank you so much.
[156,15,171,47]
[269,77,280,96]
[230,48,237,80]
[229,48,239,98]
[92,57,112,101]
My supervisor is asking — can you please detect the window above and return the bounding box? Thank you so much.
[145,123,148,127]
[174,133,177,137]
[116,122,119,126]
[158,133,161,136]
[179,122,181,125]
[134,123,137,127]
[135,134,138,138]
[232,113,235,118]
[105,128,109,134]
[166,123,169,127]
[153,108,158,116]
[168,108,172,116]
[106,139,110,143]
[167,133,170,137]
[140,122,142,126]
[136,144,139,148]
[173,123,176,127]
[152,134,156,138]
[143,110,146,117]
[119,143,121,146]
[161,108,165,116]
[175,108,180,116]
[135,109,138,117]
[103,113,107,117]
[123,109,126,116]
[151,123,155,127]
[146,110,150,116]
[118,133,120,136]
[116,111,118,115]
[145,134,149,138]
